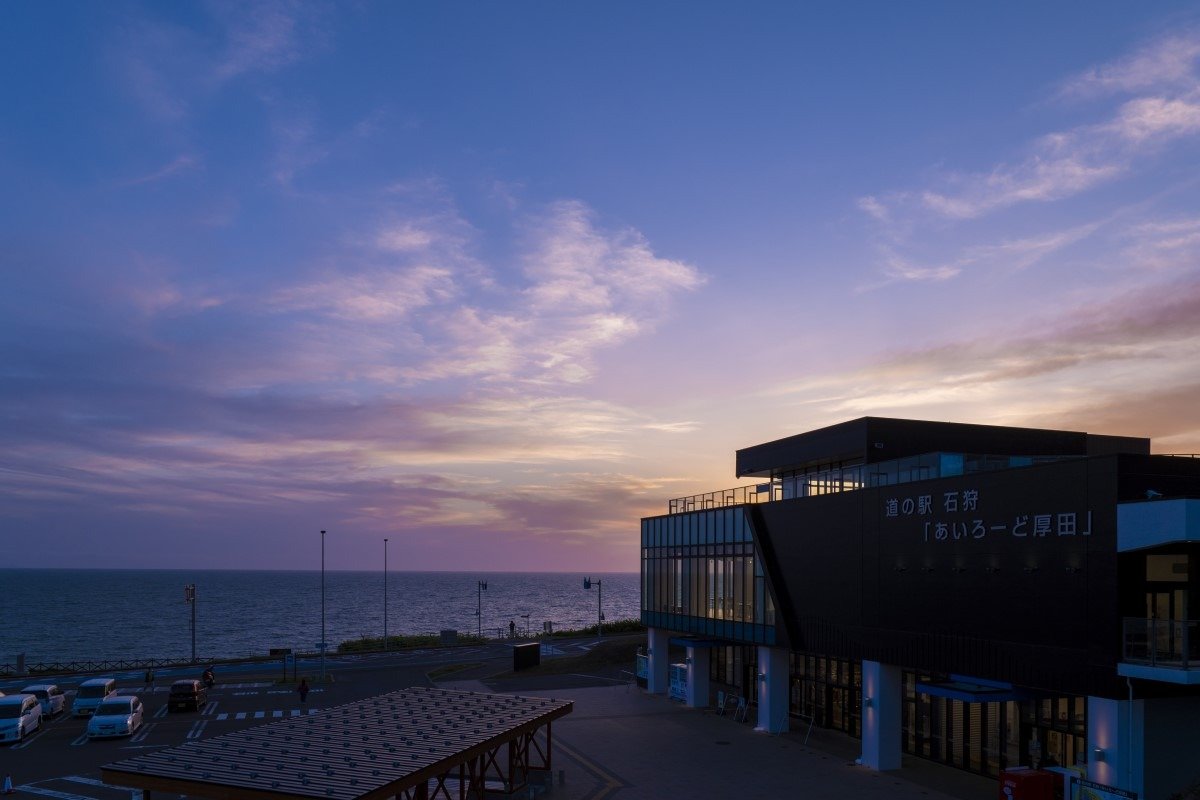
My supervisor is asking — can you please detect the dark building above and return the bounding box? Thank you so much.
[640,417,1200,800]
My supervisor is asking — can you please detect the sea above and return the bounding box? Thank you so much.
[0,570,640,665]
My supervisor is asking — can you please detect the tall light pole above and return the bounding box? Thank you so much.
[320,529,326,682]
[584,577,603,638]
[383,538,389,652]
[476,580,488,638]
[184,584,196,662]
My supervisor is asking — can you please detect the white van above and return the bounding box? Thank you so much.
[72,677,117,717]
[0,694,43,743]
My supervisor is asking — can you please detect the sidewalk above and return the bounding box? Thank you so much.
[439,678,996,800]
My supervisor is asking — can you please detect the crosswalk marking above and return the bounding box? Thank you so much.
[207,708,321,722]
[186,720,207,739]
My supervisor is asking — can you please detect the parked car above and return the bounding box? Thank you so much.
[0,694,43,743]
[86,696,143,739]
[20,684,66,717]
[168,679,208,712]
[72,677,117,717]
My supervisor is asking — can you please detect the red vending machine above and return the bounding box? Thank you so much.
[998,767,1056,800]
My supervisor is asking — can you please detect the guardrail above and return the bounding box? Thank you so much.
[1122,617,1199,669]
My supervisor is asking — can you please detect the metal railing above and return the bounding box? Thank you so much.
[1122,617,1199,669]
[668,484,778,514]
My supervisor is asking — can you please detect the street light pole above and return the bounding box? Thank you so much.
[584,577,603,638]
[476,580,487,638]
[320,529,326,682]
[184,584,196,662]
[383,538,389,652]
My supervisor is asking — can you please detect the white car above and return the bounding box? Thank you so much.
[86,696,144,739]
[0,694,43,743]
[20,684,66,716]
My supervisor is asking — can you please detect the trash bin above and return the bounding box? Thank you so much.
[512,643,540,671]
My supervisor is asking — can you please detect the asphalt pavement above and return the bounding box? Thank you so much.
[0,638,996,800]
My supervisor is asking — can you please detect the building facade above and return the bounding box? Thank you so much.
[641,417,1200,800]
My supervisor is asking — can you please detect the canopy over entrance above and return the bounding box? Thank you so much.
[102,687,573,800]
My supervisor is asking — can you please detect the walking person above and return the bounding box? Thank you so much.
[3,773,14,795]
[143,667,156,693]
[297,678,310,710]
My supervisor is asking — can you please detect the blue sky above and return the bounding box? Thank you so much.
[3,2,1200,571]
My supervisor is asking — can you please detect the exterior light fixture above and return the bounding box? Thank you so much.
[864,696,874,708]
[1093,747,1105,762]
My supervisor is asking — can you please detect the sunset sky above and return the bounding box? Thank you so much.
[4,2,1200,571]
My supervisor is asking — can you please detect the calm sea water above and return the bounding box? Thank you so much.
[0,570,640,664]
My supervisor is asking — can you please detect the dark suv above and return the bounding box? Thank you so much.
[168,679,208,712]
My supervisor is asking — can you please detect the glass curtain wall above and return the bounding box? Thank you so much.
[641,508,777,645]
[901,673,1087,778]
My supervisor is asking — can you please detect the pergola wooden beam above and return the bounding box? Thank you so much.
[101,688,572,800]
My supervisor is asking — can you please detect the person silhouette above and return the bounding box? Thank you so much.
[509,620,516,638]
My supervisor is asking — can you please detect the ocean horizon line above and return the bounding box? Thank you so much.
[1,566,639,575]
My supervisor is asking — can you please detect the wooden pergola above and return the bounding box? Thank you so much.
[101,687,573,800]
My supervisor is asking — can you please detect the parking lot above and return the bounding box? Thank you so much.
[0,645,506,800]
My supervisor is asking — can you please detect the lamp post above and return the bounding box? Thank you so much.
[584,577,603,638]
[184,584,196,662]
[383,538,389,652]
[476,580,487,638]
[320,529,326,682]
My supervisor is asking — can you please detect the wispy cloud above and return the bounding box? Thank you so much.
[855,29,1200,287]
[120,153,201,186]
[1058,32,1200,98]
[209,0,326,82]
[767,272,1200,446]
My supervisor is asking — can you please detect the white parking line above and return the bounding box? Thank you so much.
[186,720,207,740]
[70,732,89,746]
[272,710,283,718]
[234,712,246,720]
[215,712,228,721]
[153,705,169,718]
[12,732,41,750]
[15,786,98,800]
[202,701,217,716]
[130,722,155,742]
[253,711,264,719]
[61,777,107,788]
